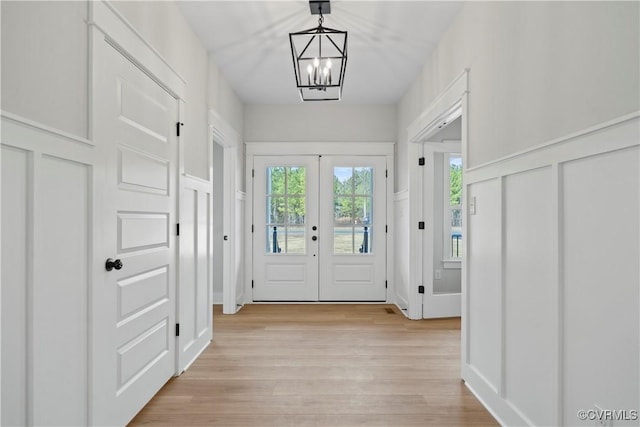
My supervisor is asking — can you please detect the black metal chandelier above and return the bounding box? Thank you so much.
[289,0,347,101]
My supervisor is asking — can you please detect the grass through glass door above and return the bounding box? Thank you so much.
[333,166,374,254]
[266,166,306,254]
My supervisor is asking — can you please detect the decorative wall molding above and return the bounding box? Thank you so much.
[89,1,186,100]
[465,111,640,182]
[1,111,94,147]
[209,109,239,149]
[463,113,639,426]
[407,69,468,143]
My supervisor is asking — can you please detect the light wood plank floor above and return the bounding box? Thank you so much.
[130,304,498,426]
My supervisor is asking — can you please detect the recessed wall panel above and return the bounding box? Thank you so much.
[467,179,501,391]
[180,189,197,348]
[1,145,29,427]
[196,191,209,337]
[504,167,557,425]
[563,147,639,425]
[33,155,89,426]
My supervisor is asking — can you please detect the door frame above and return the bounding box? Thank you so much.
[407,69,469,321]
[244,142,394,305]
[208,109,244,315]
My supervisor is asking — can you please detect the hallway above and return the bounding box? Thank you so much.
[130,305,498,426]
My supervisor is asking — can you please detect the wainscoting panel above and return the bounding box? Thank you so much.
[1,114,94,426]
[234,192,246,306]
[562,146,639,426]
[177,176,213,372]
[462,114,639,426]
[467,178,502,393]
[504,166,557,426]
[394,190,410,311]
[1,145,30,427]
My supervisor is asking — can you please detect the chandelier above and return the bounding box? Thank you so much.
[289,0,347,101]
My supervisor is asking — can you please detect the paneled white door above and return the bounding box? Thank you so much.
[319,156,387,301]
[92,39,178,426]
[253,156,320,301]
[252,155,387,301]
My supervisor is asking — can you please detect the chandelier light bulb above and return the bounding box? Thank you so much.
[326,58,332,69]
[313,57,320,68]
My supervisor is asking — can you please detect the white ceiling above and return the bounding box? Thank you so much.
[177,1,463,105]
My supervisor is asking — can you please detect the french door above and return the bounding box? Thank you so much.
[252,155,387,301]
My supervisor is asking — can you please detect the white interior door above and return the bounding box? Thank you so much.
[252,155,387,302]
[92,39,178,425]
[422,146,462,318]
[253,156,319,300]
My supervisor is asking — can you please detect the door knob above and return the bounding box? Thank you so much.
[312,236,318,241]
[312,226,317,231]
[105,258,123,271]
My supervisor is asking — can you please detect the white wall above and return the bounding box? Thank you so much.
[245,104,396,143]
[396,2,639,425]
[1,1,88,137]
[397,1,640,190]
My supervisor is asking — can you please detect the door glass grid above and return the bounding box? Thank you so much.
[266,166,306,254]
[333,167,373,254]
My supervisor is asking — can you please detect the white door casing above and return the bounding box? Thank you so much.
[91,27,180,426]
[407,69,468,319]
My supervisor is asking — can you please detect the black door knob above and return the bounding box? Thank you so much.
[312,226,317,231]
[312,236,318,241]
[105,258,123,271]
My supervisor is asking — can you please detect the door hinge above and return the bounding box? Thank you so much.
[251,280,254,289]
[385,225,388,233]
[175,323,180,336]
[251,224,254,233]
[252,169,255,178]
[176,223,180,236]
[385,169,388,178]
[176,122,183,137]
[418,157,425,166]
[418,221,425,230]
[385,280,388,289]
[418,285,425,294]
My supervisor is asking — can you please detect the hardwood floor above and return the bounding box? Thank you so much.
[130,304,498,426]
